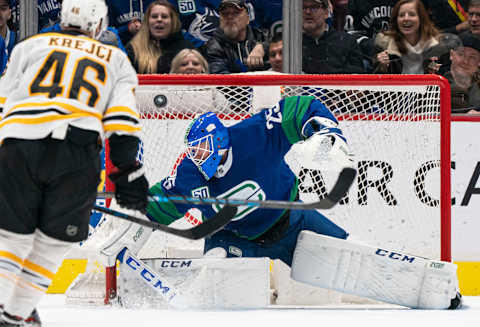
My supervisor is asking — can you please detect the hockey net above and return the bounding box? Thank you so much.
[66,73,451,306]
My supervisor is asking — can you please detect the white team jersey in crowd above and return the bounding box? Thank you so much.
[0,31,141,143]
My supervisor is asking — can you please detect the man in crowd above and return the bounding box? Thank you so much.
[466,0,480,36]
[303,0,365,73]
[268,32,283,72]
[443,33,480,114]
[0,0,15,65]
[203,0,268,73]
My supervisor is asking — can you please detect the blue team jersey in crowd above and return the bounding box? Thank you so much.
[167,0,227,47]
[147,96,340,239]
[37,0,61,31]
[0,36,7,76]
[105,0,156,44]
[2,28,16,63]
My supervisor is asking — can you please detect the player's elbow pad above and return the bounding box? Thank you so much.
[108,134,141,168]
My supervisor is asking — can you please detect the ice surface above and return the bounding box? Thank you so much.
[38,294,479,327]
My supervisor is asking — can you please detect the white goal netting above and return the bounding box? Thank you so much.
[66,74,451,306]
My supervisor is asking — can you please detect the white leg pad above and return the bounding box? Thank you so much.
[291,231,458,309]
[99,219,153,267]
[118,257,271,309]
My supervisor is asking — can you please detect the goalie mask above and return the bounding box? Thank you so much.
[61,0,108,40]
[185,112,230,180]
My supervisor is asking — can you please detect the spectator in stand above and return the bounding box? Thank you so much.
[170,48,209,73]
[302,0,365,74]
[465,0,480,36]
[0,0,15,62]
[268,31,283,72]
[167,0,282,49]
[331,0,348,32]
[126,0,194,74]
[345,0,398,72]
[6,0,16,32]
[421,0,469,35]
[0,35,6,76]
[37,0,62,31]
[373,0,440,74]
[203,0,268,74]
[106,0,155,45]
[442,33,480,114]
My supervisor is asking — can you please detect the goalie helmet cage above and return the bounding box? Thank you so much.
[95,74,451,306]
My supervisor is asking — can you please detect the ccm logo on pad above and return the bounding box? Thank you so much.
[126,256,172,295]
[375,248,415,263]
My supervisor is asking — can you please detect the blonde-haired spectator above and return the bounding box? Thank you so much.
[170,49,209,74]
[126,0,194,74]
[374,0,440,74]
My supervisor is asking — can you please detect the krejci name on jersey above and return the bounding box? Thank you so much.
[48,36,113,63]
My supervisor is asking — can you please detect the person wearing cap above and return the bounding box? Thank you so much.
[442,32,480,114]
[203,0,268,73]
[302,0,365,73]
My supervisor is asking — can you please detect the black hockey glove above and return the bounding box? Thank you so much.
[108,163,149,213]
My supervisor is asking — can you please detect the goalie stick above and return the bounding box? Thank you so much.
[93,205,237,240]
[99,167,357,210]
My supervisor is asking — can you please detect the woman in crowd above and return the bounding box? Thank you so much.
[373,0,440,74]
[170,48,209,74]
[126,0,193,74]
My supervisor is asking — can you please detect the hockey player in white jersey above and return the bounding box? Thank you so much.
[103,95,462,310]
[0,0,149,325]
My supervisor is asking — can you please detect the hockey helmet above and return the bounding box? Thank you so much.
[185,112,230,180]
[60,0,108,40]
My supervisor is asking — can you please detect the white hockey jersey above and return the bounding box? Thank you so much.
[0,31,141,143]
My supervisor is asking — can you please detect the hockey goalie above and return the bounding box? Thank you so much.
[101,95,462,310]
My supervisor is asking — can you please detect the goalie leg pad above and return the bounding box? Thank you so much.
[100,209,153,267]
[119,255,270,309]
[291,231,458,309]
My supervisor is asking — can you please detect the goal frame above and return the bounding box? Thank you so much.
[126,73,452,260]
[100,74,451,305]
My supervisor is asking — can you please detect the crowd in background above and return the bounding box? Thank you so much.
[1,0,480,113]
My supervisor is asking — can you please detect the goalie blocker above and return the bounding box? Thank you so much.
[291,231,462,309]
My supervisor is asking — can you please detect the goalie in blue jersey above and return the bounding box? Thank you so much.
[102,95,462,310]
[144,95,352,265]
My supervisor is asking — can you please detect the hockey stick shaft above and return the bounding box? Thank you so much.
[92,205,237,240]
[99,167,356,210]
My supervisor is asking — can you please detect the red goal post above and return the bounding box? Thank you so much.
[103,73,451,262]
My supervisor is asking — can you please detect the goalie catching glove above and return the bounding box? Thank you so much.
[108,163,149,213]
[297,117,354,171]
